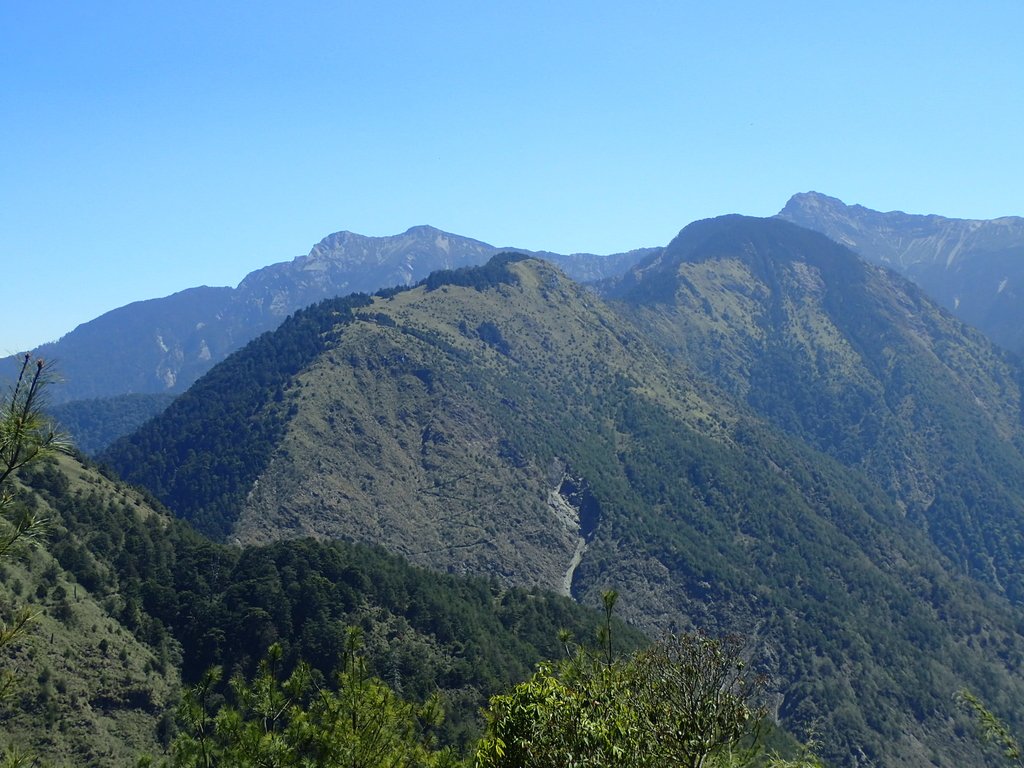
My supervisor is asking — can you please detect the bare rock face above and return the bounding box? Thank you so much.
[779,192,1024,353]
[231,226,499,327]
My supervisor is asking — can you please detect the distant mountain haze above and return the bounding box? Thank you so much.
[2,226,657,406]
[14,195,1022,412]
[0,226,654,454]
[13,203,1024,766]
[778,191,1024,353]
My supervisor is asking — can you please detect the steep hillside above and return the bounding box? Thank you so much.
[49,393,178,455]
[778,191,1024,353]
[13,286,234,403]
[3,447,641,762]
[105,248,1024,766]
[611,215,1024,596]
[2,227,654,407]
[0,455,180,765]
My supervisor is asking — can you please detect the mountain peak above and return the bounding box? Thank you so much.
[609,214,865,305]
[780,191,850,217]
[402,224,446,237]
[777,192,1024,353]
[303,226,495,265]
[662,214,853,269]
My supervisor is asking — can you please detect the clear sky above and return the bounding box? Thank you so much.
[3,1,1022,354]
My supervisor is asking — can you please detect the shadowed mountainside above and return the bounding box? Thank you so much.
[778,191,1024,353]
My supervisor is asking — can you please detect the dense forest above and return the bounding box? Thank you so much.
[49,393,178,455]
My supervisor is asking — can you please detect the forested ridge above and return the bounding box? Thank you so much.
[4,452,650,762]
[8,450,823,767]
[9,217,1024,765]
[98,254,529,542]
[99,222,1024,766]
[5,446,820,767]
[102,293,374,539]
[778,191,1024,355]
[612,216,1024,597]
[49,393,177,456]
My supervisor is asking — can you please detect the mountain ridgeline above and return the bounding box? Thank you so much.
[610,215,1024,595]
[103,217,1024,766]
[3,226,656,407]
[779,191,1024,354]
[5,227,654,456]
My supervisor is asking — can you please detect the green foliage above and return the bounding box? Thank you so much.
[0,464,180,764]
[632,633,765,768]
[19,454,646,753]
[475,659,645,768]
[79,227,1024,765]
[166,638,461,768]
[0,355,70,763]
[475,615,775,768]
[957,689,1023,766]
[101,294,373,538]
[1,355,70,513]
[780,191,1024,355]
[421,253,528,293]
[617,216,1024,599]
[473,322,510,357]
[49,392,177,455]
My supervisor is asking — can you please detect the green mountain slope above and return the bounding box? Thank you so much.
[1,455,180,765]
[49,393,178,455]
[1,227,655,409]
[611,215,1024,597]
[103,239,1024,766]
[4,450,641,762]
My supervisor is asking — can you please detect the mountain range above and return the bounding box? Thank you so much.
[2,227,655,406]
[100,215,1024,766]
[16,192,1024,458]
[778,191,1024,354]
[7,196,1024,765]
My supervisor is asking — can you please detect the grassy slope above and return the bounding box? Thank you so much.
[0,454,178,766]
[235,259,711,589]
[4,450,650,762]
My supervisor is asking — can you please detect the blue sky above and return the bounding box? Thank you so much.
[3,1,1022,353]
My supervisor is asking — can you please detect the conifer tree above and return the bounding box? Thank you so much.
[0,354,69,766]
[165,631,461,767]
